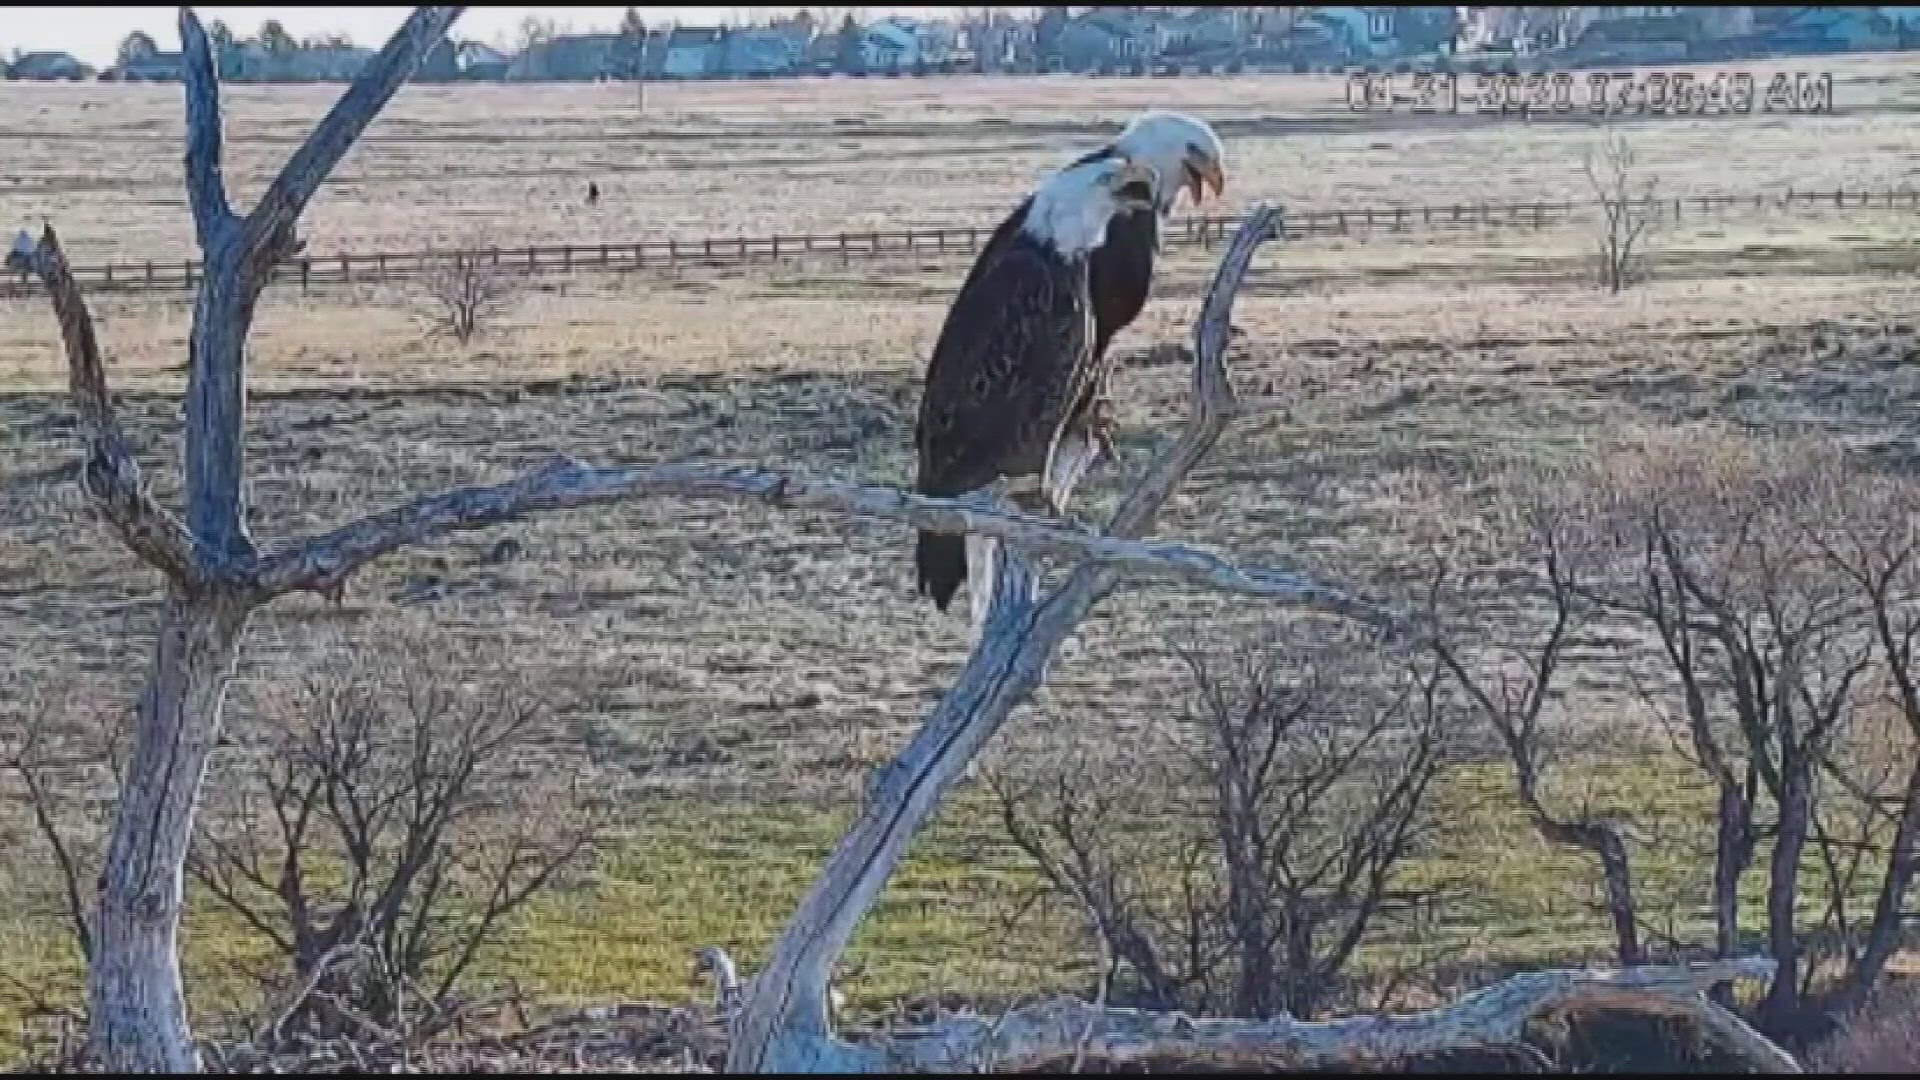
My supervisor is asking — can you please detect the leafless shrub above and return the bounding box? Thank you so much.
[1582,131,1663,293]
[990,626,1457,1020]
[417,249,518,345]
[1424,533,1650,969]
[1808,976,1920,1072]
[184,658,605,1057]
[1507,427,1920,1039]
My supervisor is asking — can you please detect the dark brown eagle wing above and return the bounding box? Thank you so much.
[916,237,1091,498]
[1087,204,1158,360]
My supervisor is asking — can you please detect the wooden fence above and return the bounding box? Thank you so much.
[6,185,1917,297]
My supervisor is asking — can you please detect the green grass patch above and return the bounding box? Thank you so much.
[0,746,1895,1063]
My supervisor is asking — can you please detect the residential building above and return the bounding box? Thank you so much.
[504,33,622,80]
[1057,8,1162,71]
[9,51,91,80]
[719,26,804,77]
[115,50,185,81]
[660,27,724,79]
[454,41,511,81]
[862,18,919,72]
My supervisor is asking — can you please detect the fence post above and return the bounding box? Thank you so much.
[527,247,536,272]
[301,258,310,293]
[599,243,609,266]
[184,260,193,288]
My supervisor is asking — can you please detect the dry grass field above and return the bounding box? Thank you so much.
[3,56,1920,1056]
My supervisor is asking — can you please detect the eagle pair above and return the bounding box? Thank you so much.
[913,111,1227,622]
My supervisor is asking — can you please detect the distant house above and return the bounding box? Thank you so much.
[225,42,374,82]
[1761,6,1901,51]
[10,51,92,80]
[1566,13,1696,62]
[660,27,724,79]
[290,45,376,81]
[505,33,622,81]
[963,12,1031,72]
[1304,6,1456,61]
[861,18,919,72]
[719,27,804,77]
[116,50,185,81]
[1161,7,1248,64]
[1058,8,1161,71]
[455,41,511,81]
[414,39,460,82]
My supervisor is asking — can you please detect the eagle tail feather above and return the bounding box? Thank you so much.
[916,529,967,612]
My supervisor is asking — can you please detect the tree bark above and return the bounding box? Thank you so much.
[1759,767,1813,1032]
[87,588,253,1072]
[1832,758,1920,1015]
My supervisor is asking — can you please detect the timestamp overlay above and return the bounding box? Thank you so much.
[1346,69,1836,118]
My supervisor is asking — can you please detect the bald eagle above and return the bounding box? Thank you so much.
[914,154,1157,614]
[914,112,1227,619]
[958,111,1227,456]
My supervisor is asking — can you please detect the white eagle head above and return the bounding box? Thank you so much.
[1020,154,1158,258]
[1111,110,1227,215]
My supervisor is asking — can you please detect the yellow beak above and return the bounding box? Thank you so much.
[1185,155,1226,205]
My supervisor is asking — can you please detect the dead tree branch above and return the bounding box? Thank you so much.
[798,960,1795,1072]
[250,457,1386,623]
[725,206,1285,1072]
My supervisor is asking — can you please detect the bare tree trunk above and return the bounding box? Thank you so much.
[1760,768,1814,1031]
[86,590,253,1070]
[1713,782,1754,958]
[1832,760,1920,1015]
[1596,831,1644,967]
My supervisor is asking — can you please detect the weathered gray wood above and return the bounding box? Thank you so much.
[25,7,467,1072]
[24,231,195,581]
[177,11,233,246]
[725,207,1284,1073]
[820,959,1795,1073]
[87,590,253,1072]
[248,456,1386,623]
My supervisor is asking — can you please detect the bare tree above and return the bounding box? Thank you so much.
[187,661,601,1054]
[1805,476,1920,1019]
[1583,131,1663,294]
[992,629,1455,1021]
[1540,431,1891,1037]
[417,248,518,345]
[1426,534,1648,968]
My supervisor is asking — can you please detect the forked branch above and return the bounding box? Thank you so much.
[236,7,462,277]
[21,228,196,582]
[727,206,1294,1072]
[252,456,1390,625]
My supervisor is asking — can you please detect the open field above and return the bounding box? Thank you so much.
[4,57,1920,1052]
[4,53,1920,260]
